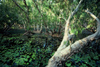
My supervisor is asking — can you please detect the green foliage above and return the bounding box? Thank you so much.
[0,34,61,66]
[0,0,100,67]
[0,34,24,46]
[65,62,71,67]
[0,32,100,67]
[0,0,99,34]
[65,47,100,67]
[0,0,28,30]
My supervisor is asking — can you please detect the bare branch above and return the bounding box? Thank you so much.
[57,0,83,51]
[85,10,100,22]
[47,0,83,66]
[67,0,83,22]
[32,0,42,16]
[85,10,100,33]
[12,0,27,13]
[23,0,28,9]
[47,6,100,67]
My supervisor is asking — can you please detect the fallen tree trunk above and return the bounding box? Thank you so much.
[46,0,100,67]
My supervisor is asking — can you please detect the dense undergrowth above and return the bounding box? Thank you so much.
[0,0,100,67]
[0,33,100,67]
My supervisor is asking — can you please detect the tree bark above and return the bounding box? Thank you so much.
[46,0,100,67]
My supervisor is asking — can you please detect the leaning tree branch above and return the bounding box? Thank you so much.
[46,0,100,67]
[23,0,28,9]
[12,0,27,14]
[57,0,83,51]
[32,0,43,16]
[67,0,83,21]
[85,9,100,35]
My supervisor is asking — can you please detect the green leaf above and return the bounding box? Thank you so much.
[32,53,36,60]
[93,56,99,60]
[65,62,71,67]
[81,64,87,67]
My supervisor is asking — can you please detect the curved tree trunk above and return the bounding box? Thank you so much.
[46,0,100,67]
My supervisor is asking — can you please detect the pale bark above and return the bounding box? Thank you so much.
[46,0,100,67]
[57,0,83,51]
